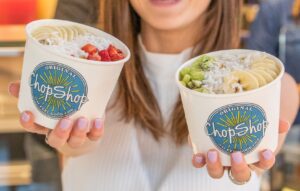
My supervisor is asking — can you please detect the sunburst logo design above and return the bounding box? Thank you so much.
[205,103,268,154]
[30,62,88,119]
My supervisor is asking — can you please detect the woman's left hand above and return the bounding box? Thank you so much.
[191,119,291,183]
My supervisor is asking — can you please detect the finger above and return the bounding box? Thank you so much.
[192,153,206,168]
[87,118,104,141]
[279,119,290,134]
[254,149,275,170]
[230,152,251,183]
[19,111,48,134]
[67,117,89,148]
[8,81,20,98]
[46,118,73,149]
[206,150,224,179]
[248,164,265,176]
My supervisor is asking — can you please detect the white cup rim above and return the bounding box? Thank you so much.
[175,49,285,98]
[25,19,131,66]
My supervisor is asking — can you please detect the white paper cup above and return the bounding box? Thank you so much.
[18,19,130,129]
[176,49,285,166]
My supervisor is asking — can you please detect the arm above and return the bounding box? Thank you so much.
[280,73,299,124]
[275,73,299,153]
[298,84,300,102]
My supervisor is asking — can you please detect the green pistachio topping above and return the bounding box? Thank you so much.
[194,87,209,93]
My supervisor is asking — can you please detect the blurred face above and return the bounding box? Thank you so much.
[129,0,211,31]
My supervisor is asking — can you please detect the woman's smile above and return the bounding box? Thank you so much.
[149,0,182,7]
[130,0,211,31]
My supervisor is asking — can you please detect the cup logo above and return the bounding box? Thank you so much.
[30,61,88,119]
[205,103,268,154]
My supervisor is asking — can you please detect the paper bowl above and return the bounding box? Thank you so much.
[18,19,130,129]
[175,49,284,166]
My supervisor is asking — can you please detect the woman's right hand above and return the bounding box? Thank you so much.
[8,81,105,150]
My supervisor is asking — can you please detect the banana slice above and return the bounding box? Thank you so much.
[223,75,241,93]
[265,58,281,70]
[32,26,57,39]
[56,26,68,40]
[253,67,278,79]
[251,58,281,74]
[223,70,259,93]
[32,25,87,42]
[69,25,79,39]
[32,26,53,35]
[232,71,260,90]
[251,61,280,74]
[73,25,86,36]
[61,26,73,41]
[248,70,267,87]
[32,26,62,41]
[252,69,274,83]
[32,26,62,45]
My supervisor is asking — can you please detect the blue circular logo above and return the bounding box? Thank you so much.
[30,61,88,119]
[205,103,268,154]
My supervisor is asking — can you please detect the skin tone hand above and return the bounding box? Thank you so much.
[129,0,299,182]
[8,81,104,155]
[190,73,299,182]
[190,119,290,182]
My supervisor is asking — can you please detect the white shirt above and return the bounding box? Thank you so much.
[62,38,260,191]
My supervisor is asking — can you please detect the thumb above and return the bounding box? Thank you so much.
[8,81,20,98]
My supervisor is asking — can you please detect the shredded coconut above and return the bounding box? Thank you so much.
[44,33,111,58]
[201,52,265,94]
[33,25,112,59]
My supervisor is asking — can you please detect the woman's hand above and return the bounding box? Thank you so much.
[190,119,290,183]
[8,81,105,151]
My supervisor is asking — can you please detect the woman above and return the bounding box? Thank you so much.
[9,0,299,190]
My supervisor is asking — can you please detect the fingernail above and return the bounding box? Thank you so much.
[194,155,204,164]
[21,112,30,122]
[78,118,88,130]
[95,118,103,129]
[232,152,243,164]
[208,151,218,163]
[262,150,273,160]
[60,119,72,130]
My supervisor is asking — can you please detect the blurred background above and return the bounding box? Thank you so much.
[0,0,299,191]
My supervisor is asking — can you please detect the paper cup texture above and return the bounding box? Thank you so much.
[18,19,130,129]
[176,49,284,166]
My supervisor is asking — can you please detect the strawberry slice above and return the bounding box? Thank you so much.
[107,44,119,56]
[99,50,111,61]
[107,44,125,61]
[87,52,102,61]
[110,53,125,61]
[81,44,98,54]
